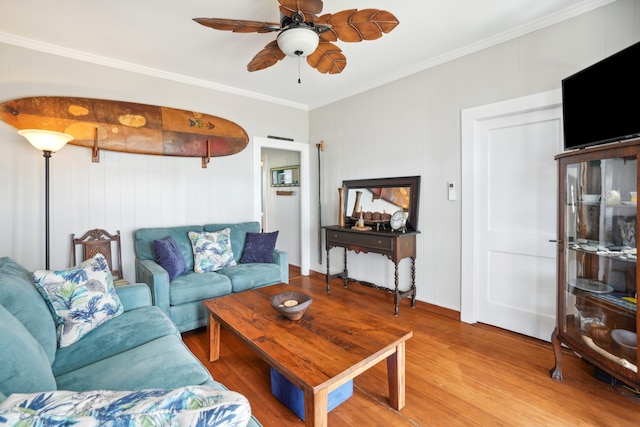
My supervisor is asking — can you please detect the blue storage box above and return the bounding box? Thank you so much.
[270,367,353,420]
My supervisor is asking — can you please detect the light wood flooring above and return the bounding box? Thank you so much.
[182,268,640,426]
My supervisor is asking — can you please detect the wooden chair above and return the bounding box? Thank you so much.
[71,229,123,280]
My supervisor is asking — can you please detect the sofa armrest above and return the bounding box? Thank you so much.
[115,283,152,311]
[135,258,171,317]
[272,249,289,284]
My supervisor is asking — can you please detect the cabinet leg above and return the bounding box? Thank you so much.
[550,327,563,381]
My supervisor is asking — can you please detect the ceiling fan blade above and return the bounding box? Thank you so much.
[306,41,346,74]
[193,17,281,33]
[278,0,323,23]
[317,9,399,42]
[247,41,286,72]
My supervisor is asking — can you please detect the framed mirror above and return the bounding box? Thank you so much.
[271,165,300,187]
[342,176,421,231]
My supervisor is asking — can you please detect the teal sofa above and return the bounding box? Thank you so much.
[134,222,288,332]
[0,256,261,426]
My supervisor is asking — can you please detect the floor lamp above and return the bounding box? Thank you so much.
[18,129,73,269]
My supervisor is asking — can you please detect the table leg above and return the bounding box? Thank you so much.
[208,313,221,362]
[326,247,331,293]
[304,388,329,427]
[343,248,348,288]
[386,341,406,410]
[410,257,417,308]
[394,262,400,316]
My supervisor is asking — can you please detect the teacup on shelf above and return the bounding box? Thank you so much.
[605,190,620,205]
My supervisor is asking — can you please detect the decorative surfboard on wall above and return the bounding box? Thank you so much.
[0,96,249,167]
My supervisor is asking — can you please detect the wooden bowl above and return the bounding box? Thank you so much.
[588,323,610,348]
[271,291,313,321]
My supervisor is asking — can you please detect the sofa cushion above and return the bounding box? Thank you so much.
[0,386,251,427]
[0,257,57,364]
[0,304,57,397]
[240,231,279,263]
[134,225,203,271]
[219,263,282,293]
[189,229,237,273]
[170,271,233,305]
[33,254,124,348]
[204,222,260,263]
[55,335,213,391]
[154,236,187,281]
[52,306,180,376]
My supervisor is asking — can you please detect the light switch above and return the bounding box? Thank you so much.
[448,181,456,201]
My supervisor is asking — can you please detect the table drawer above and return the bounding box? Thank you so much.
[327,230,393,251]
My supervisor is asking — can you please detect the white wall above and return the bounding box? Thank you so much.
[0,42,308,279]
[309,0,640,311]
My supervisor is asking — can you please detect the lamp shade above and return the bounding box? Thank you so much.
[18,129,73,152]
[277,26,319,58]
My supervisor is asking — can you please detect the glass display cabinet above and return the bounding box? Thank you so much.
[551,139,639,390]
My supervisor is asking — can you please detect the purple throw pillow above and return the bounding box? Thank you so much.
[240,231,279,264]
[153,236,187,281]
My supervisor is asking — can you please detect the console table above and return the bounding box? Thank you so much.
[324,225,419,316]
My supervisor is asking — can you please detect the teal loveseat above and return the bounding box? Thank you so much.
[0,256,261,426]
[134,222,288,332]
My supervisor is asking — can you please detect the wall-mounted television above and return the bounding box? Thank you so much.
[562,41,640,151]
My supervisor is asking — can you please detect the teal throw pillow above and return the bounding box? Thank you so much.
[188,229,237,273]
[33,254,124,348]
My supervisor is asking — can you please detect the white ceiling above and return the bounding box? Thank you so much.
[0,0,613,110]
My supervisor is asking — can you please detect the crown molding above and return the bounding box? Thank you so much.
[0,31,309,111]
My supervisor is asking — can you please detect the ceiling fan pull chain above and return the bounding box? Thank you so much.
[298,55,302,84]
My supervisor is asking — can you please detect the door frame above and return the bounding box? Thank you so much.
[460,89,562,324]
[253,136,310,276]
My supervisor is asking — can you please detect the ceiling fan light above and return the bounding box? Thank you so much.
[277,26,319,58]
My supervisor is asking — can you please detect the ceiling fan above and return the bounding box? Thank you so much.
[193,0,399,76]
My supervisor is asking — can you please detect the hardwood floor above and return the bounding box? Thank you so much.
[182,269,640,426]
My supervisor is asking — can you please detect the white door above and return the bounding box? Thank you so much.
[461,90,562,341]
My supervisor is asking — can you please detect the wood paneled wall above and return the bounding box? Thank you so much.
[0,43,308,276]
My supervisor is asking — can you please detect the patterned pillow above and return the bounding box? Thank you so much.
[0,386,251,427]
[240,231,279,263]
[33,254,124,348]
[188,229,237,273]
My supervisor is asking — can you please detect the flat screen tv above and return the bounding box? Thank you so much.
[562,41,640,151]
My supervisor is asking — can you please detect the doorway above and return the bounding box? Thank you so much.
[253,136,310,276]
[461,90,562,341]
[261,148,301,266]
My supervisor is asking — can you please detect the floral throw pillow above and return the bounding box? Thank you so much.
[0,386,251,427]
[188,229,237,273]
[33,253,124,348]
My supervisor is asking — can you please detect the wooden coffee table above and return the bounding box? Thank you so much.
[203,284,413,427]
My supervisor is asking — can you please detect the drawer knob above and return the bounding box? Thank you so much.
[377,240,382,244]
